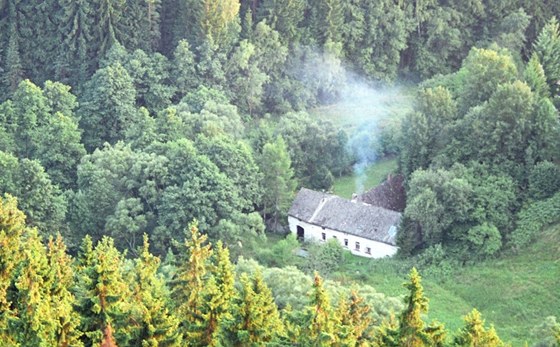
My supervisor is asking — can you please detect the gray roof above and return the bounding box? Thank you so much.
[288,188,401,245]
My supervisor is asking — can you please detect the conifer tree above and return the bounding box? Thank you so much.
[131,234,182,346]
[452,309,505,347]
[174,0,240,49]
[0,195,26,345]
[11,229,57,346]
[120,0,161,52]
[187,241,235,346]
[46,234,83,346]
[372,313,399,347]
[173,221,213,341]
[533,17,560,98]
[306,0,344,46]
[76,237,133,347]
[303,272,338,346]
[337,289,374,345]
[3,24,24,95]
[227,271,285,345]
[171,40,199,100]
[525,54,551,99]
[257,0,305,43]
[55,0,95,86]
[92,0,125,60]
[398,268,446,346]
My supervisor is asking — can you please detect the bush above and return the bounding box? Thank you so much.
[303,238,344,276]
[509,191,560,249]
[415,244,455,281]
[528,161,560,200]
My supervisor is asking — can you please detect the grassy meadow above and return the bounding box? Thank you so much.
[328,223,560,345]
[331,157,398,198]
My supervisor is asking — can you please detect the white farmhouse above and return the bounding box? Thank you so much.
[288,188,401,258]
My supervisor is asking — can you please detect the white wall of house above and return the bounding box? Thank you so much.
[288,216,398,258]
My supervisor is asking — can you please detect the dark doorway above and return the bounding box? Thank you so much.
[297,226,305,240]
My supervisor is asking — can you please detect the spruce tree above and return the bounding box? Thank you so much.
[11,229,57,346]
[76,237,133,347]
[524,54,550,99]
[1,0,24,95]
[303,272,338,346]
[119,0,161,52]
[452,309,505,347]
[171,40,199,100]
[55,0,95,86]
[398,268,446,347]
[46,234,83,346]
[227,271,285,345]
[131,234,182,346]
[0,195,26,345]
[533,17,560,98]
[337,289,374,345]
[257,0,305,43]
[173,221,213,341]
[186,241,235,346]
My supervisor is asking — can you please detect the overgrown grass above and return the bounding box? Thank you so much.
[330,224,560,345]
[309,86,414,134]
[332,158,398,198]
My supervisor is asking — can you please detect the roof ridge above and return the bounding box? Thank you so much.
[309,194,334,223]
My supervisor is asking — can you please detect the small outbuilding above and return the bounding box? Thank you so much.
[288,188,402,258]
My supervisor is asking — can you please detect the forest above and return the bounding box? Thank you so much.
[0,0,560,346]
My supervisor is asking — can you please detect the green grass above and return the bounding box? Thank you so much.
[309,86,414,134]
[332,158,398,198]
[330,224,560,346]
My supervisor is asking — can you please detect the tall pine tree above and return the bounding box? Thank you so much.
[130,234,182,346]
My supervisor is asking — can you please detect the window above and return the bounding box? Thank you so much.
[355,242,360,251]
[344,239,348,247]
[366,247,372,255]
[321,232,326,241]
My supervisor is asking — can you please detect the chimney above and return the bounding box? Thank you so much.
[351,193,358,202]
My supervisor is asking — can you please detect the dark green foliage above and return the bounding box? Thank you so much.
[257,136,296,230]
[78,62,136,151]
[532,17,560,99]
[195,134,262,211]
[509,191,560,249]
[171,40,198,100]
[304,238,344,276]
[401,165,516,259]
[528,161,560,200]
[342,0,410,81]
[276,112,350,189]
[0,152,67,236]
[257,0,305,43]
[119,0,162,52]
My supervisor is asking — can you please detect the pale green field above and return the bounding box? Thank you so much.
[331,224,560,346]
[331,158,398,198]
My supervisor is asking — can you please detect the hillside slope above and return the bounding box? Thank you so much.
[332,224,560,345]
